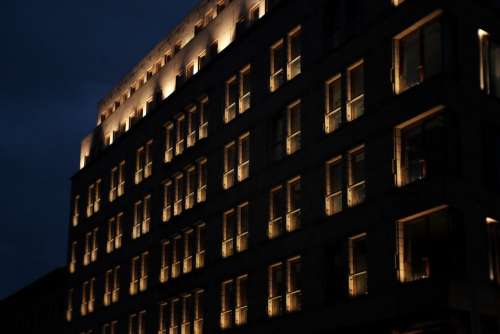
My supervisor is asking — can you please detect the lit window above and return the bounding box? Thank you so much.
[238,133,250,182]
[130,252,148,295]
[286,101,301,155]
[172,236,182,278]
[132,195,151,239]
[176,115,186,156]
[199,97,209,139]
[135,141,153,184]
[325,156,343,216]
[268,185,285,239]
[165,122,174,163]
[205,9,216,26]
[159,302,168,334]
[84,232,91,266]
[104,266,120,306]
[347,60,364,121]
[163,180,173,222]
[107,213,123,253]
[102,321,118,334]
[69,241,77,273]
[240,66,251,114]
[110,167,118,202]
[90,228,99,263]
[194,290,204,334]
[66,289,73,322]
[347,146,366,207]
[394,11,443,94]
[286,177,301,233]
[222,202,249,258]
[348,233,368,297]
[268,177,301,239]
[72,195,80,227]
[268,256,301,317]
[222,209,236,258]
[181,294,193,334]
[174,173,184,216]
[394,107,446,187]
[249,3,262,23]
[225,76,238,123]
[80,278,95,316]
[160,241,170,283]
[198,50,208,71]
[396,206,449,283]
[486,217,500,285]
[86,179,101,217]
[187,106,198,148]
[145,141,153,178]
[479,29,500,97]
[185,166,197,210]
[183,229,194,274]
[287,26,302,81]
[128,310,146,334]
[169,298,180,333]
[197,158,208,203]
[270,39,285,92]
[223,142,236,189]
[220,274,248,329]
[325,74,342,133]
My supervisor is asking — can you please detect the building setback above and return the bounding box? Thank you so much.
[66,0,500,333]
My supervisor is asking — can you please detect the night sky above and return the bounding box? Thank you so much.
[0,0,198,299]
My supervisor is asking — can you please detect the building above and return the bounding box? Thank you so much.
[66,0,500,333]
[0,267,67,333]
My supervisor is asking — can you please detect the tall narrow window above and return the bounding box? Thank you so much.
[84,232,91,266]
[239,65,251,113]
[286,177,301,232]
[396,206,449,283]
[197,158,207,203]
[235,275,248,326]
[185,166,197,210]
[183,229,194,274]
[172,236,182,278]
[66,289,73,322]
[81,281,88,316]
[286,101,301,155]
[118,161,125,197]
[132,195,150,239]
[107,214,123,253]
[270,40,285,92]
[194,290,204,334]
[187,106,198,148]
[220,280,234,329]
[222,209,236,258]
[394,12,443,93]
[110,167,118,202]
[347,146,366,207]
[348,234,368,296]
[104,267,120,306]
[112,266,120,303]
[287,26,302,80]
[130,256,140,295]
[269,186,285,239]
[176,115,186,156]
[220,275,248,328]
[165,123,175,163]
[159,302,168,334]
[89,278,95,313]
[160,241,170,283]
[91,228,98,263]
[325,156,343,216]
[163,180,173,222]
[199,98,209,139]
[174,173,185,216]
[325,75,342,133]
[86,180,101,217]
[394,107,447,187]
[268,257,301,317]
[144,140,153,178]
[223,142,236,190]
[181,294,193,334]
[72,195,80,227]
[286,256,302,312]
[268,263,283,317]
[195,224,206,269]
[347,60,364,121]
[170,298,180,334]
[140,252,148,292]
[486,217,500,285]
[135,147,145,184]
[69,241,77,273]
[479,30,500,97]
[225,77,238,123]
[236,203,249,253]
[237,133,250,182]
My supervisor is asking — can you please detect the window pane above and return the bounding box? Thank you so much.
[349,149,365,186]
[490,41,500,97]
[349,63,364,100]
[423,21,442,79]
[400,30,421,90]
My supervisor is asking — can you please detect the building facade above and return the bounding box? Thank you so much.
[67,0,500,333]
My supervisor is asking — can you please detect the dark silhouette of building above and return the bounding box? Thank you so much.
[66,0,500,333]
[0,267,67,333]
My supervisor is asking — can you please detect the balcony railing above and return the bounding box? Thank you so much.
[174,200,183,216]
[325,107,342,133]
[236,232,248,253]
[104,292,111,306]
[270,69,285,92]
[109,188,117,202]
[268,217,283,239]
[222,238,234,258]
[239,92,251,113]
[195,251,205,269]
[163,206,172,222]
[142,218,150,234]
[112,288,119,303]
[347,94,364,121]
[172,261,181,278]
[118,181,125,197]
[220,310,233,329]
[145,161,153,178]
[347,181,365,207]
[237,161,249,181]
[185,192,195,210]
[175,140,185,156]
[135,169,144,184]
[132,224,141,239]
[235,306,248,326]
[197,185,207,203]
[165,147,174,163]
[267,295,283,317]
[115,234,122,249]
[181,322,191,334]
[199,122,208,139]
[187,131,197,148]
[183,256,193,274]
[286,290,302,312]
[349,271,368,296]
[325,191,342,216]
[286,131,301,155]
[224,102,237,123]
[160,266,169,283]
[287,56,301,80]
[286,209,301,232]
[223,169,235,190]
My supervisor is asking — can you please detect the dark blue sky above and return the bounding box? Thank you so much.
[0,0,198,299]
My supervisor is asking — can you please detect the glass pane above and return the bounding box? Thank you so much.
[227,80,238,106]
[349,64,364,99]
[490,41,500,97]
[351,236,367,273]
[328,160,343,194]
[349,149,365,186]
[328,78,342,113]
[272,43,285,73]
[400,30,421,90]
[238,204,249,234]
[288,258,301,292]
[288,104,301,135]
[289,30,301,60]
[423,21,442,79]
[288,179,301,212]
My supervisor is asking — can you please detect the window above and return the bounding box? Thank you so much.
[102,321,118,334]
[240,65,251,113]
[394,12,443,94]
[183,229,194,274]
[107,213,123,253]
[181,295,193,334]
[165,123,175,163]
[325,156,343,216]
[172,237,182,278]
[66,289,73,322]
[163,180,173,222]
[169,298,180,334]
[479,29,500,97]
[205,9,216,26]
[347,60,365,121]
[268,256,301,317]
[224,76,238,123]
[220,274,248,329]
[325,74,342,133]
[174,173,184,216]
[86,179,101,217]
[287,26,302,80]
[249,3,262,23]
[392,0,405,5]
[72,195,80,226]
[128,311,146,334]
[187,106,198,148]
[165,290,204,334]
[176,115,186,156]
[396,206,449,283]
[194,290,204,334]
[347,146,366,207]
[69,241,77,273]
[224,65,252,123]
[270,40,285,92]
[394,107,447,187]
[84,228,98,265]
[104,266,120,306]
[135,141,153,184]
[186,166,197,210]
[197,158,208,203]
[222,202,249,258]
[238,133,250,182]
[186,62,195,80]
[348,234,368,296]
[198,50,208,71]
[130,252,148,295]
[196,224,206,269]
[199,97,209,139]
[223,142,236,189]
[159,302,168,334]
[286,101,301,155]
[268,177,301,239]
[80,278,95,316]
[132,195,151,239]
[486,217,500,285]
[160,241,170,283]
